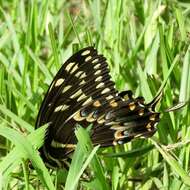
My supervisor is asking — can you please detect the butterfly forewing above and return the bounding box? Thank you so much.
[36,47,118,166]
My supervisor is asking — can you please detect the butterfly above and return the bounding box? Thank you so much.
[35,47,161,169]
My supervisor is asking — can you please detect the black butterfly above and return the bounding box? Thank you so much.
[35,47,161,168]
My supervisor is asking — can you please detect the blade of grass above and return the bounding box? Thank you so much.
[48,22,60,69]
[151,138,190,187]
[0,105,34,132]
[0,125,55,190]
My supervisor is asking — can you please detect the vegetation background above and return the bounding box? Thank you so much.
[0,0,190,189]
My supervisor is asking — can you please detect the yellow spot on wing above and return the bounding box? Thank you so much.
[110,100,118,107]
[93,100,101,107]
[64,144,76,148]
[80,72,86,79]
[71,64,78,74]
[54,105,69,112]
[62,85,72,93]
[54,105,63,112]
[79,80,85,85]
[75,71,83,77]
[96,82,104,88]
[51,140,76,148]
[95,70,101,75]
[146,123,152,129]
[55,78,64,87]
[106,95,114,100]
[65,62,75,71]
[94,63,101,69]
[95,76,102,82]
[85,56,92,62]
[129,102,136,110]
[81,50,90,56]
[138,109,144,116]
[78,94,88,102]
[110,124,126,130]
[73,111,85,121]
[86,112,95,122]
[51,140,65,148]
[70,89,82,99]
[61,105,69,111]
[135,134,142,138]
[82,96,92,105]
[149,114,156,121]
[114,130,123,140]
[97,115,105,124]
[101,88,110,94]
[92,58,99,63]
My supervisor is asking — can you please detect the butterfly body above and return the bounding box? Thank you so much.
[36,47,160,168]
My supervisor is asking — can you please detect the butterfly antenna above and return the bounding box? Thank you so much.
[146,90,164,111]
[164,101,188,112]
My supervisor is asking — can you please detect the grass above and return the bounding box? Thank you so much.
[0,0,190,189]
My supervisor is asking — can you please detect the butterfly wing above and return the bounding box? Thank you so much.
[36,47,160,168]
